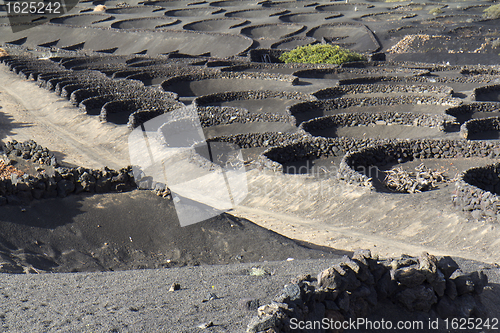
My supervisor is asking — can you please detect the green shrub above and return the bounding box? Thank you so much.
[429,7,443,15]
[483,4,500,19]
[279,44,366,65]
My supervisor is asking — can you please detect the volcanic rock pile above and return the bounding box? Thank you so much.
[0,140,136,205]
[300,111,455,134]
[247,250,488,333]
[2,139,58,166]
[453,162,500,222]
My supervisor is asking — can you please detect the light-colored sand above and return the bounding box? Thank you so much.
[0,66,130,169]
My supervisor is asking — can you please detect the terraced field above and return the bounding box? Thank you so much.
[1,0,500,332]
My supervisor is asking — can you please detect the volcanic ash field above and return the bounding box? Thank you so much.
[1,0,500,332]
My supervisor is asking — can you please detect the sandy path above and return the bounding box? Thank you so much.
[0,65,130,169]
[232,167,500,264]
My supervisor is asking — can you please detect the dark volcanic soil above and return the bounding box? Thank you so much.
[0,190,347,273]
[2,0,500,331]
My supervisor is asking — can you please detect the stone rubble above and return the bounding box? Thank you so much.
[247,250,488,333]
[0,140,136,206]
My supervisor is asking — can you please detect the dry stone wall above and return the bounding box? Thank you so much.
[247,250,488,333]
[0,141,136,206]
[301,112,456,134]
[453,163,500,222]
[313,83,454,99]
[338,139,500,187]
[460,117,500,140]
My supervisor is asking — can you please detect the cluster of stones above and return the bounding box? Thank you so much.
[453,162,500,221]
[445,102,500,118]
[209,132,305,149]
[300,111,455,134]
[360,11,417,21]
[260,136,376,173]
[289,96,459,122]
[2,140,57,166]
[460,67,500,76]
[247,250,488,333]
[338,139,500,187]
[313,83,453,99]
[0,141,136,206]
[194,90,317,106]
[472,84,500,102]
[197,106,295,127]
[384,163,447,194]
[160,69,299,91]
[461,117,500,139]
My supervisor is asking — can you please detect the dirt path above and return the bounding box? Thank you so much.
[0,65,130,169]
[231,205,455,259]
[232,168,500,264]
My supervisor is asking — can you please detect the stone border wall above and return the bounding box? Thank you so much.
[59,55,133,70]
[260,136,376,172]
[445,102,500,118]
[292,67,429,78]
[0,141,136,206]
[123,65,203,83]
[193,90,317,127]
[453,163,500,221]
[360,11,417,20]
[472,84,500,102]
[337,73,497,85]
[338,139,500,187]
[241,22,307,40]
[314,83,454,99]
[426,14,484,23]
[196,106,295,127]
[247,250,488,333]
[127,110,163,130]
[193,90,317,106]
[460,117,500,140]
[223,61,334,72]
[1,56,64,79]
[288,96,460,125]
[208,132,304,149]
[460,66,500,76]
[300,112,456,134]
[160,70,299,91]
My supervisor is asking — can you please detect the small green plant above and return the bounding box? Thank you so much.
[483,4,500,19]
[279,44,366,65]
[429,7,443,15]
